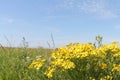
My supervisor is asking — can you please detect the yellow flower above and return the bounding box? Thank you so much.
[107,42,120,52]
[44,67,56,78]
[100,63,107,69]
[62,60,75,69]
[89,77,96,80]
[51,59,75,70]
[29,41,120,79]
[28,58,45,70]
[112,64,120,72]
[100,75,113,80]
[113,53,120,58]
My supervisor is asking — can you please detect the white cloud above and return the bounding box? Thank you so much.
[59,0,79,9]
[80,1,102,13]
[59,0,118,19]
[80,0,117,19]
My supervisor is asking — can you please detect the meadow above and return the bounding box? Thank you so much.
[0,46,52,80]
[0,36,120,80]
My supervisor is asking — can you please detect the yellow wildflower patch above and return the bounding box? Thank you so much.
[28,58,45,70]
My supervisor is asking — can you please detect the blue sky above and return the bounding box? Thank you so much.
[0,0,120,48]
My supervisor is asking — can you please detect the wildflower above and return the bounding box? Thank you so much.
[28,38,120,79]
[62,60,75,69]
[28,58,45,70]
[89,77,96,80]
[35,55,42,60]
[51,59,75,70]
[26,56,30,59]
[112,64,120,72]
[44,67,56,78]
[100,63,107,69]
[100,75,113,80]
[113,53,120,58]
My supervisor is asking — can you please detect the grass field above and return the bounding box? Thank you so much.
[0,47,52,80]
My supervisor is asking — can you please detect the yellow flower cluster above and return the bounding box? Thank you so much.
[52,43,94,59]
[44,42,120,78]
[89,75,113,80]
[113,53,120,58]
[44,59,75,78]
[100,75,113,80]
[29,41,120,79]
[44,66,56,78]
[112,64,120,72]
[51,59,75,69]
[99,63,107,69]
[28,58,45,70]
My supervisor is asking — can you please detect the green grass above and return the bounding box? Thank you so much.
[0,47,52,80]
